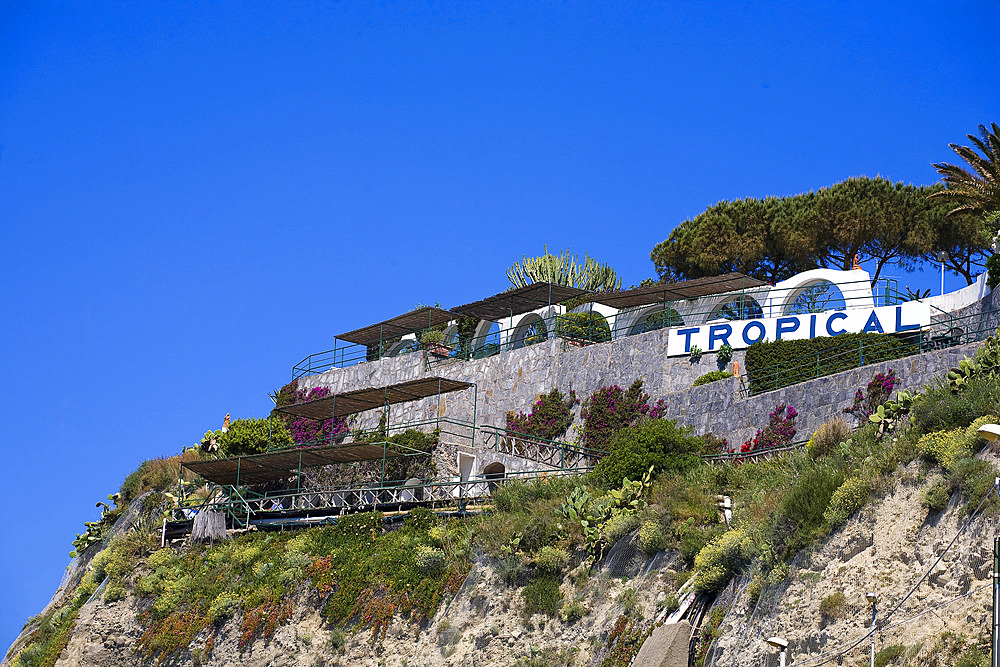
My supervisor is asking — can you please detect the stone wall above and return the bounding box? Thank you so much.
[301,296,991,470]
[664,342,978,447]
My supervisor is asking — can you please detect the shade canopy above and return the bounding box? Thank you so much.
[591,273,767,309]
[182,443,407,486]
[337,306,456,345]
[451,282,591,321]
[273,376,475,420]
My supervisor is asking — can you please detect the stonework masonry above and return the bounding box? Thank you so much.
[300,289,1000,469]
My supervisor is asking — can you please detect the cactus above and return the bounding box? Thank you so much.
[559,486,593,521]
[506,245,621,293]
[947,357,979,393]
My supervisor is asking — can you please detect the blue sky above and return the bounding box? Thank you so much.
[1,1,997,649]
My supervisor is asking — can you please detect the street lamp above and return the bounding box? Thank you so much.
[766,636,788,667]
[866,592,878,667]
[937,251,949,296]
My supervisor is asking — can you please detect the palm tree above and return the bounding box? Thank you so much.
[930,122,1000,217]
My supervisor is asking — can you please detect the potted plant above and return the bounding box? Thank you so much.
[419,329,450,357]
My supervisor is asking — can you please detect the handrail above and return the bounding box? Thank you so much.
[743,307,1000,397]
[294,279,903,377]
[194,466,596,518]
[702,439,808,464]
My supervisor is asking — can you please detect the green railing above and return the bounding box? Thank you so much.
[743,307,1000,396]
[702,438,809,464]
[266,416,476,453]
[293,277,906,377]
[478,425,607,470]
[180,466,596,522]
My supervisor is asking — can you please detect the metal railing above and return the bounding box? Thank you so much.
[702,439,808,465]
[478,425,606,470]
[179,466,595,522]
[267,416,476,453]
[292,277,907,377]
[743,307,1000,396]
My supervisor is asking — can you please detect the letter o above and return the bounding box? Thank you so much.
[742,321,766,345]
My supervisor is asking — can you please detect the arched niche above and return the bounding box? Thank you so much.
[482,462,506,492]
[706,295,764,322]
[628,305,684,336]
[764,268,873,317]
[511,313,549,349]
[386,338,419,357]
[472,321,501,358]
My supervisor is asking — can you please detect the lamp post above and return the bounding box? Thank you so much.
[766,636,788,667]
[937,251,949,296]
[975,424,1000,667]
[866,592,878,667]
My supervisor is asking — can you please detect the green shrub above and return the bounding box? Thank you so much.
[693,371,734,387]
[521,576,563,617]
[661,595,680,615]
[560,600,589,623]
[950,457,999,513]
[533,546,570,574]
[921,479,951,512]
[771,461,844,558]
[874,644,906,667]
[639,520,668,554]
[913,375,1000,434]
[745,333,918,395]
[693,525,758,593]
[556,312,611,343]
[604,513,641,545]
[955,647,989,667]
[214,417,292,457]
[823,476,871,527]
[616,587,641,617]
[207,592,241,624]
[120,451,203,504]
[593,419,704,487]
[414,545,446,574]
[917,416,995,472]
[493,476,577,513]
[104,582,127,603]
[678,524,724,566]
[717,343,734,366]
[818,591,845,618]
[327,628,346,653]
[806,417,851,459]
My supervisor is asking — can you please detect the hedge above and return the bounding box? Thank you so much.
[556,312,611,343]
[745,332,919,395]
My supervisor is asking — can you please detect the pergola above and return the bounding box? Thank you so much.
[590,273,767,309]
[451,282,591,321]
[336,306,457,347]
[182,376,475,488]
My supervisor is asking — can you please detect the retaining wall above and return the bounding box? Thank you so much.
[300,293,996,463]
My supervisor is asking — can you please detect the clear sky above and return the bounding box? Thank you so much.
[1,0,997,650]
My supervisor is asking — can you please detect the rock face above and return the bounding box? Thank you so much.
[632,621,691,667]
[706,457,999,667]
[29,553,683,667]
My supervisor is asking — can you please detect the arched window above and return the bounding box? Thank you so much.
[512,315,548,349]
[483,462,506,492]
[787,281,846,315]
[711,296,763,321]
[629,307,684,336]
